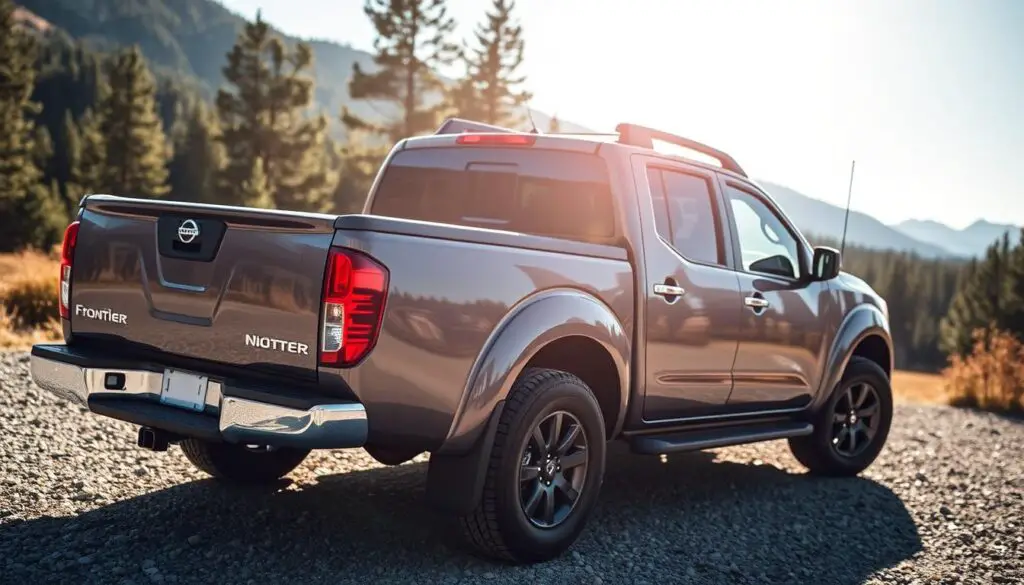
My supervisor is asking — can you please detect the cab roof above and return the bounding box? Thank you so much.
[399,117,750,181]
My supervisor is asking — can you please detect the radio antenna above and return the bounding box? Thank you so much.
[840,160,856,255]
[525,106,539,134]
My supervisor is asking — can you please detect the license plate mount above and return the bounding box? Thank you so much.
[160,369,208,412]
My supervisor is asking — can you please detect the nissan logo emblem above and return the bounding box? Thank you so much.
[177,219,200,244]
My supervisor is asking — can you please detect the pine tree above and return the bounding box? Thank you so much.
[60,110,84,209]
[452,0,531,127]
[32,34,108,204]
[238,156,273,209]
[216,13,337,210]
[445,77,484,122]
[548,114,562,133]
[332,137,388,213]
[940,236,1011,356]
[343,0,459,142]
[32,125,53,172]
[99,46,170,197]
[73,108,106,199]
[168,101,225,203]
[1000,228,1024,336]
[0,0,65,251]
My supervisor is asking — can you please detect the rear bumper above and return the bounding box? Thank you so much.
[29,344,367,450]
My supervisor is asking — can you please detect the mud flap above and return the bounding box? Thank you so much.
[425,400,505,515]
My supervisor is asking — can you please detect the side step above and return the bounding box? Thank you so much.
[629,421,813,455]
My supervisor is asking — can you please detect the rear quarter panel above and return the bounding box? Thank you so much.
[324,226,634,452]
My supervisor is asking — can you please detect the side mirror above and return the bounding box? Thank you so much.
[811,246,841,281]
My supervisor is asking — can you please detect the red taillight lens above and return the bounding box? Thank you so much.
[455,133,536,146]
[58,221,80,319]
[319,248,389,367]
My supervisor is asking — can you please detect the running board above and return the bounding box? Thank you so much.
[629,421,814,455]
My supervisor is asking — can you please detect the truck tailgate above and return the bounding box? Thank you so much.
[69,196,336,380]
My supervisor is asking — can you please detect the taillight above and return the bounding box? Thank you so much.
[319,247,389,367]
[455,133,536,146]
[58,221,80,319]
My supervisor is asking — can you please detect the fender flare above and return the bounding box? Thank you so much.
[814,303,893,410]
[439,287,631,455]
[426,288,630,515]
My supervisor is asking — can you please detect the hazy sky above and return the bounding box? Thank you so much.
[218,0,1023,229]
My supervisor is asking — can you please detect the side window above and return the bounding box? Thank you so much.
[646,167,723,266]
[725,185,801,279]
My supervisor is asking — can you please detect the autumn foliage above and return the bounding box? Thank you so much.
[0,250,62,348]
[943,327,1024,414]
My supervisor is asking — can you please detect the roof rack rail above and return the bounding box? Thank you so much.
[435,118,519,135]
[615,123,747,177]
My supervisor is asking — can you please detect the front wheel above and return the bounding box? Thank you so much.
[180,438,309,484]
[788,357,893,476]
[458,368,607,563]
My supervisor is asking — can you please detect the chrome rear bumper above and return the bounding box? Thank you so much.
[29,347,367,450]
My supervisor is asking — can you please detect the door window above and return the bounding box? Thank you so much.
[726,186,801,279]
[647,168,724,266]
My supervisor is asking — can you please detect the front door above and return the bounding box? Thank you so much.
[634,156,745,422]
[719,178,831,411]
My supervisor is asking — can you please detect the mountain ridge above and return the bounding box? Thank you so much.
[15,0,1013,257]
[893,218,1019,257]
[757,181,956,258]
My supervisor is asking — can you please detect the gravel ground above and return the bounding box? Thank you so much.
[0,351,1021,585]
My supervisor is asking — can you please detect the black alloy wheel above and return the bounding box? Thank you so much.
[455,367,607,563]
[788,357,894,477]
[518,410,589,529]
[830,382,882,458]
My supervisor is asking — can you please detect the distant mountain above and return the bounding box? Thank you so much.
[16,0,590,136]
[758,181,955,258]
[894,219,1020,257]
[14,2,1003,257]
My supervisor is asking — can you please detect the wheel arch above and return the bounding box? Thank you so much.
[438,288,631,455]
[815,303,893,410]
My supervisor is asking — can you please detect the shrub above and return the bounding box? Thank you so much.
[1,274,59,329]
[0,249,59,286]
[0,251,62,349]
[943,327,1024,414]
[0,309,61,349]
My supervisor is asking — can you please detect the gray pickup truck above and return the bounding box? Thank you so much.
[30,119,894,563]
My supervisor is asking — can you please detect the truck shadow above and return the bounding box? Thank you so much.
[0,444,921,585]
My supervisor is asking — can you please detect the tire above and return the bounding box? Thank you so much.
[179,438,310,484]
[458,368,607,563]
[788,357,893,476]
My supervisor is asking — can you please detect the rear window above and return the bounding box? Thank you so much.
[370,147,617,245]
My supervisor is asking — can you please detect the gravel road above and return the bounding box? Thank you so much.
[1,352,1021,585]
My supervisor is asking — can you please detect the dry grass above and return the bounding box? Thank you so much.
[0,250,62,350]
[942,328,1024,414]
[892,370,947,405]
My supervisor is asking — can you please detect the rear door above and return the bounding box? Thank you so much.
[70,196,336,380]
[632,155,744,421]
[718,178,830,410]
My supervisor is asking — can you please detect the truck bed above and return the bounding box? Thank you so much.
[324,214,634,449]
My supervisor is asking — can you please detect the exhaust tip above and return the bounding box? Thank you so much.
[137,426,170,452]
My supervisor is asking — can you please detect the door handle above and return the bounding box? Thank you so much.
[653,283,686,298]
[744,296,770,309]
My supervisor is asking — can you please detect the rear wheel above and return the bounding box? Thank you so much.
[458,367,606,563]
[788,357,893,476]
[180,438,309,484]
